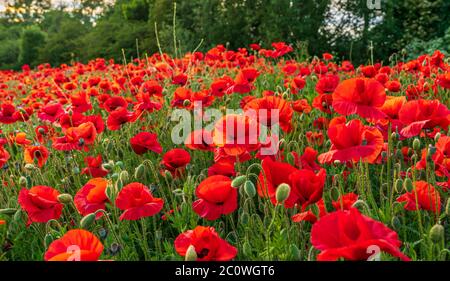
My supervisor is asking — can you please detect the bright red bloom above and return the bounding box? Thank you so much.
[24,145,49,168]
[74,178,109,218]
[45,229,103,261]
[289,168,327,209]
[208,159,236,177]
[18,186,63,225]
[397,181,441,213]
[130,132,162,155]
[0,146,10,168]
[315,74,339,94]
[103,96,128,112]
[38,103,65,123]
[398,99,450,138]
[292,99,311,114]
[312,93,333,114]
[243,96,293,132]
[292,198,327,223]
[106,107,134,131]
[332,193,359,210]
[81,155,108,177]
[174,226,237,261]
[0,103,18,124]
[192,175,238,220]
[115,182,164,220]
[332,78,386,119]
[291,147,322,171]
[318,118,384,164]
[185,129,215,151]
[160,148,191,177]
[311,208,410,261]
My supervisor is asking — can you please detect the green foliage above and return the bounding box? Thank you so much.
[18,26,46,67]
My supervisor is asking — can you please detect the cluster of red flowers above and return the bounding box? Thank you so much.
[0,42,449,262]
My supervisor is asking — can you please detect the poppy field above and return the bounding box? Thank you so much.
[0,43,449,261]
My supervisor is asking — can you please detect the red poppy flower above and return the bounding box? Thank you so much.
[74,178,109,218]
[210,76,234,97]
[38,103,65,123]
[332,78,386,119]
[315,74,339,94]
[18,186,63,225]
[74,122,97,145]
[332,193,359,210]
[233,68,259,94]
[416,137,450,177]
[24,145,49,168]
[437,72,450,89]
[44,229,103,261]
[160,148,191,177]
[397,181,441,213]
[291,147,322,171]
[106,107,134,131]
[306,131,324,146]
[174,226,237,261]
[311,208,410,261]
[192,175,238,220]
[208,159,236,177]
[81,154,108,177]
[243,96,293,132]
[312,93,333,114]
[212,114,260,157]
[0,147,10,167]
[0,103,18,124]
[318,118,384,164]
[398,99,449,138]
[103,96,128,112]
[289,168,326,209]
[185,129,214,151]
[115,182,164,220]
[257,158,298,206]
[292,99,312,114]
[130,132,162,155]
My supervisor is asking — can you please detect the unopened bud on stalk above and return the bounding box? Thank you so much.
[276,183,291,204]
[434,132,441,143]
[282,92,289,99]
[44,234,54,248]
[57,193,73,204]
[231,175,246,188]
[244,180,256,198]
[429,224,444,243]
[391,216,401,230]
[183,99,191,107]
[18,176,27,186]
[134,164,146,180]
[38,127,45,134]
[102,162,113,170]
[115,161,124,169]
[390,132,398,141]
[80,213,96,229]
[24,163,36,171]
[427,145,436,157]
[394,179,403,193]
[185,245,197,261]
[333,159,341,165]
[412,138,421,152]
[403,178,413,192]
[445,199,450,217]
[119,170,129,183]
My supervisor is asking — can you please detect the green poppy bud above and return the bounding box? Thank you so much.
[429,224,444,243]
[185,245,197,261]
[403,178,413,192]
[394,179,403,193]
[412,138,421,152]
[276,183,290,204]
[57,193,73,204]
[80,213,96,229]
[134,164,146,180]
[231,175,246,188]
[244,180,256,198]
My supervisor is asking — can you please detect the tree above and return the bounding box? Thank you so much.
[18,25,46,66]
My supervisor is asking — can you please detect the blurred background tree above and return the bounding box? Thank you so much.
[0,0,449,69]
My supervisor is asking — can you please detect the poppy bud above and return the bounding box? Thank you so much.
[381,151,387,159]
[333,159,341,165]
[164,170,173,181]
[72,167,80,174]
[38,128,45,134]
[391,216,401,230]
[119,171,129,183]
[427,145,436,157]
[429,224,444,243]
[134,164,146,180]
[80,213,96,229]
[394,179,403,193]
[13,209,22,222]
[434,132,441,143]
[403,178,413,192]
[445,199,450,217]
[44,233,54,248]
[57,193,73,204]
[276,183,290,204]
[19,176,27,186]
[106,184,116,201]
[330,187,340,201]
[0,208,17,215]
[310,204,320,217]
[102,162,113,170]
[24,163,36,171]
[115,161,124,169]
[282,92,289,99]
[244,180,256,198]
[390,132,398,141]
[183,99,191,107]
[240,212,249,225]
[231,175,246,188]
[116,179,124,190]
[412,138,421,152]
[185,245,197,261]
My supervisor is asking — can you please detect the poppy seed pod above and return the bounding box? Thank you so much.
[185,245,197,261]
[18,176,27,186]
[57,193,73,204]
[429,224,444,243]
[134,164,146,180]
[276,183,291,203]
[412,138,421,152]
[231,175,246,188]
[244,180,256,198]
[80,213,96,229]
[434,132,441,143]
